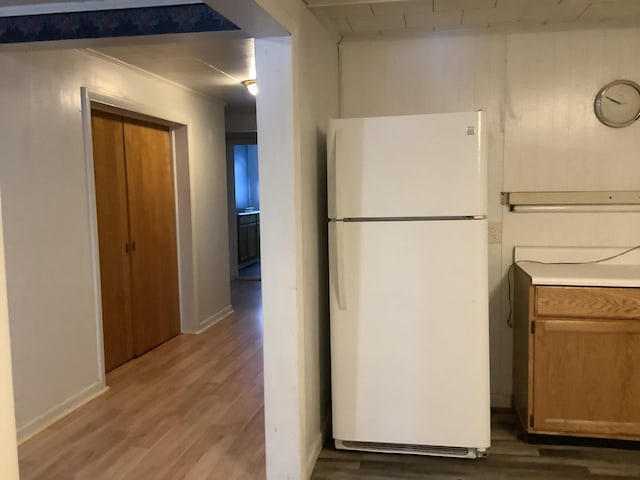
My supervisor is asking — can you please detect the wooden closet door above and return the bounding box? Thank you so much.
[123,119,180,356]
[91,110,134,372]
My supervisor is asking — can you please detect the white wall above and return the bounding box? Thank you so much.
[225,110,257,133]
[296,15,339,477]
[0,47,231,438]
[0,197,19,479]
[504,30,640,191]
[228,0,339,478]
[340,27,640,407]
[256,30,338,478]
[254,36,302,478]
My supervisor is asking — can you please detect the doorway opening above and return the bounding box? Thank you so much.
[234,143,260,279]
[226,131,261,281]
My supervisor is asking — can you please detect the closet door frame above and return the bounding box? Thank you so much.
[81,88,197,382]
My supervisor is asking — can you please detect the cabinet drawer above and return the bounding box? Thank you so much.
[238,213,258,225]
[535,286,640,319]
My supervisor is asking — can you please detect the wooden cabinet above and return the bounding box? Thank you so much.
[237,213,260,264]
[513,265,640,440]
[91,110,180,372]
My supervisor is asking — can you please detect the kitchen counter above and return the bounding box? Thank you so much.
[516,262,640,288]
[238,210,260,216]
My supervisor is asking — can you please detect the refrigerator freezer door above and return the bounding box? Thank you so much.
[328,112,487,220]
[329,219,490,449]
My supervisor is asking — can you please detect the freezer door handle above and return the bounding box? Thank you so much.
[331,221,347,310]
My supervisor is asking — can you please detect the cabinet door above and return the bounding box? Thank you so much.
[238,214,259,263]
[91,110,134,372]
[238,223,250,263]
[533,319,640,438]
[247,222,259,259]
[123,119,180,356]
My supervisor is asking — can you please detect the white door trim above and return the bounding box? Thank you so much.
[80,87,197,383]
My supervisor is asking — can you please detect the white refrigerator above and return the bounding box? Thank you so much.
[328,111,490,459]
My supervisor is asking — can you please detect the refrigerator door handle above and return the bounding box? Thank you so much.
[334,129,342,221]
[332,221,347,310]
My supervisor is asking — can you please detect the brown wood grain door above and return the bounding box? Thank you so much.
[91,110,135,372]
[123,118,181,356]
[533,318,640,438]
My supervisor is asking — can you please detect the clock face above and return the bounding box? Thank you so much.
[594,80,640,128]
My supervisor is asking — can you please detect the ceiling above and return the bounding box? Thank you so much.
[0,1,257,113]
[2,0,640,112]
[305,0,640,36]
[89,31,257,114]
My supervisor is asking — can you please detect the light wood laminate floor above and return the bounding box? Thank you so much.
[18,281,265,480]
[311,413,640,479]
[19,280,640,479]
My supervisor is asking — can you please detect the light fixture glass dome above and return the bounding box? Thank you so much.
[242,79,258,96]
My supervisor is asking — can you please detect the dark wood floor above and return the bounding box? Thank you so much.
[311,413,640,479]
[18,281,265,480]
[238,260,261,280]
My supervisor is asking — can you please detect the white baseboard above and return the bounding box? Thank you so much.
[491,393,512,409]
[191,305,234,334]
[306,415,330,478]
[17,382,108,444]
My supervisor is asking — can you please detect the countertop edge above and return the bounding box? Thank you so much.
[516,263,640,288]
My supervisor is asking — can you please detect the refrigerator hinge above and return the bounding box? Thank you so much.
[529,414,535,428]
[500,192,509,205]
[530,321,536,334]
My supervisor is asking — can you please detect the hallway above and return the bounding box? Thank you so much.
[18,281,265,480]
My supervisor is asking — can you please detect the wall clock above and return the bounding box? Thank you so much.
[594,79,640,128]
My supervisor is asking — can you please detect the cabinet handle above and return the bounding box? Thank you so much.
[125,243,129,254]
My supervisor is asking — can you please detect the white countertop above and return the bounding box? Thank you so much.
[516,262,640,288]
[237,210,260,216]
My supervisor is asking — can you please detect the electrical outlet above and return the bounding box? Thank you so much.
[488,222,502,244]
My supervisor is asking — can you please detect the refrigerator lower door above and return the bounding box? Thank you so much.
[329,219,490,455]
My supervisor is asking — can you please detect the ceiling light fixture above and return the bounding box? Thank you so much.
[242,79,258,96]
